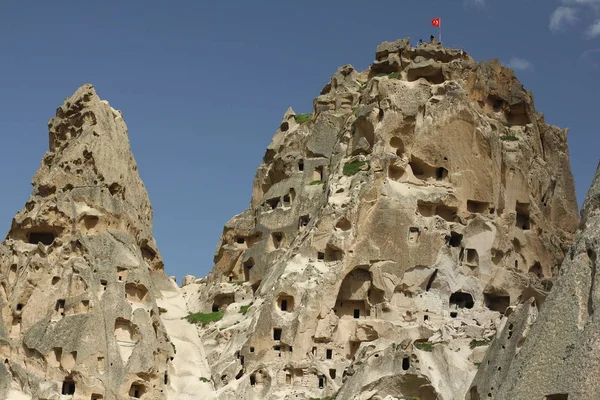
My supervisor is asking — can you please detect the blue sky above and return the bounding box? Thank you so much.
[0,1,598,281]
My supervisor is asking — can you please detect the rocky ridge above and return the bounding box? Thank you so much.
[181,38,579,400]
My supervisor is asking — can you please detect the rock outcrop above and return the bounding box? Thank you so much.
[0,85,212,400]
[468,162,600,400]
[0,38,583,400]
[182,38,579,400]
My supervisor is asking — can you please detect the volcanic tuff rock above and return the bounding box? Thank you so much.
[0,85,212,399]
[0,38,582,400]
[468,162,600,400]
[182,38,579,399]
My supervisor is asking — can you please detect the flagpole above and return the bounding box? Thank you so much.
[439,18,442,45]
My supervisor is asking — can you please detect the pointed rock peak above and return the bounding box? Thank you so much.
[8,84,162,269]
[0,85,173,399]
[280,107,297,126]
[51,83,100,152]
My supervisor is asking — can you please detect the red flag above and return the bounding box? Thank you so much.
[432,18,440,27]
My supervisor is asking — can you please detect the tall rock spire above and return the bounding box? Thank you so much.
[0,84,175,399]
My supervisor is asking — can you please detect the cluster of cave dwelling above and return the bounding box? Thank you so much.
[207,157,544,394]
[0,40,565,399]
[2,223,168,399]
[198,39,556,396]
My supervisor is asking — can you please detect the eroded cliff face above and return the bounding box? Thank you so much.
[0,85,211,400]
[182,38,579,400]
[0,38,581,400]
[468,163,600,400]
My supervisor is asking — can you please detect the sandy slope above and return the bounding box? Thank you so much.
[157,288,216,400]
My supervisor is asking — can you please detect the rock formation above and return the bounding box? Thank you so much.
[0,85,212,399]
[468,163,600,400]
[0,38,583,400]
[181,38,579,400]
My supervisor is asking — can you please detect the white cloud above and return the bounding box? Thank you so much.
[580,48,600,66]
[563,0,600,5]
[581,48,600,56]
[550,7,578,32]
[464,0,486,7]
[586,19,600,37]
[507,57,534,71]
[553,0,600,35]
[562,0,600,14]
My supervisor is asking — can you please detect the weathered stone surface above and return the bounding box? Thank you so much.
[0,38,582,400]
[375,39,410,60]
[0,85,212,400]
[405,59,443,83]
[182,38,579,400]
[468,163,600,400]
[182,275,197,287]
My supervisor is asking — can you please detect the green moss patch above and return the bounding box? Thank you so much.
[414,342,434,352]
[240,303,253,315]
[186,311,224,325]
[294,113,312,124]
[470,338,492,349]
[343,160,369,176]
